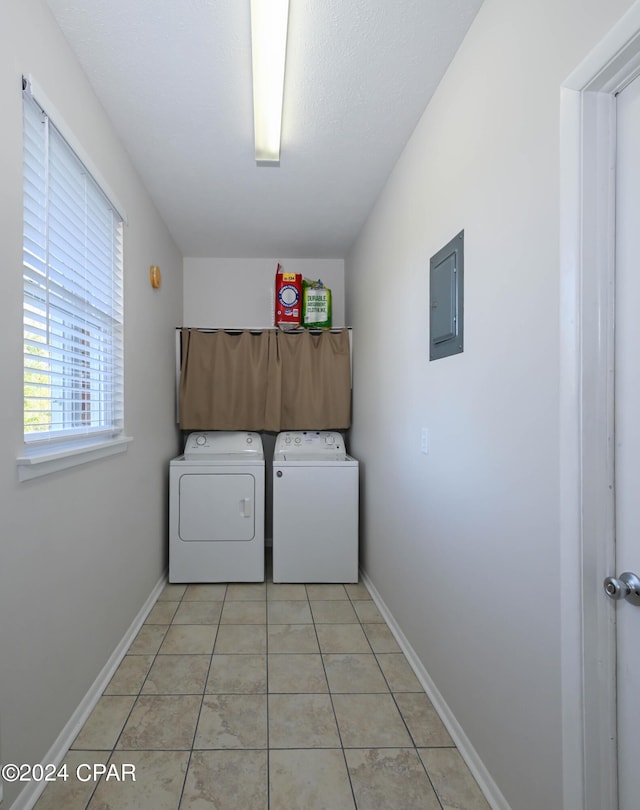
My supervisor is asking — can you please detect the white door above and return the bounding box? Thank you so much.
[179,473,256,542]
[613,71,640,809]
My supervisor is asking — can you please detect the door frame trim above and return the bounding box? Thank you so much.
[560,5,640,807]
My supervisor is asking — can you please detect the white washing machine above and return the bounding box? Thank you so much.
[272,430,359,583]
[169,431,265,582]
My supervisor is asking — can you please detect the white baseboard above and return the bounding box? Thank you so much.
[359,569,512,810]
[10,572,168,810]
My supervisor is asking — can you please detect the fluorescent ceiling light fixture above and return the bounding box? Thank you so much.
[250,0,289,166]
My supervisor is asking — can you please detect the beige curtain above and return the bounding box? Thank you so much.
[178,327,351,431]
[179,329,281,431]
[278,328,351,429]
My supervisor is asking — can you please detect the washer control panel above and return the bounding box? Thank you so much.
[274,431,346,460]
[184,431,263,459]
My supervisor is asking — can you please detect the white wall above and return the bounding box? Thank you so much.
[183,257,345,327]
[0,2,183,806]
[346,0,634,808]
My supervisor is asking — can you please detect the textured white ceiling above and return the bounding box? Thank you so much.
[46,0,483,258]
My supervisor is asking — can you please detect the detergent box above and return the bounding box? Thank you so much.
[275,264,302,329]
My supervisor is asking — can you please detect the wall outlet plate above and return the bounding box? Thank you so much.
[421,428,429,454]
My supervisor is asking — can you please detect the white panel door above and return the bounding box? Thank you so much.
[179,473,255,542]
[614,71,640,809]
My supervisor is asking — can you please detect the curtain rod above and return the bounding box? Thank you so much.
[176,327,351,334]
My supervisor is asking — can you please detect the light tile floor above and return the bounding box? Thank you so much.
[34,563,490,810]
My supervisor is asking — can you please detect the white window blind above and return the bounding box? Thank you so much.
[22,85,124,447]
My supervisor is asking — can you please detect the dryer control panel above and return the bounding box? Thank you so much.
[274,431,346,461]
[184,431,263,459]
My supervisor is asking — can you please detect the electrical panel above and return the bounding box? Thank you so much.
[430,230,464,361]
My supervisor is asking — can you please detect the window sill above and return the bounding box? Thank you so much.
[17,435,134,482]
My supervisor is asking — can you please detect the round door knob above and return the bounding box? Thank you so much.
[604,577,624,599]
[603,572,640,606]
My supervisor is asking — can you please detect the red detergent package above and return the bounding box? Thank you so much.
[275,263,302,329]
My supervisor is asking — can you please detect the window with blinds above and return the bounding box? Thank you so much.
[22,86,124,447]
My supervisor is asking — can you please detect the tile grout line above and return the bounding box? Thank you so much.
[312,584,364,810]
[164,585,192,810]
[176,583,224,810]
[346,581,454,810]
[80,586,180,809]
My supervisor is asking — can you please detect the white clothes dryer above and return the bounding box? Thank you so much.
[272,430,359,583]
[169,431,265,582]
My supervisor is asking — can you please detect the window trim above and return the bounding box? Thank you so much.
[19,75,131,480]
[17,435,133,482]
[22,75,128,224]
